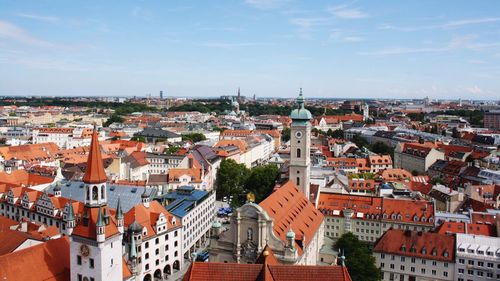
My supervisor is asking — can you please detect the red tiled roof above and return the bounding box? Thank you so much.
[318,193,434,226]
[437,221,495,237]
[72,206,119,240]
[0,236,70,281]
[82,128,107,184]
[183,245,352,281]
[373,229,455,262]
[259,181,324,256]
[124,201,180,239]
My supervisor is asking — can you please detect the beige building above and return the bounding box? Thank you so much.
[394,142,445,174]
[374,229,456,281]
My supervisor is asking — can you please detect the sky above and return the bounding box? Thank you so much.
[0,0,500,100]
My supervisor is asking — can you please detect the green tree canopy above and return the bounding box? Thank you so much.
[244,164,279,203]
[281,127,291,142]
[182,133,207,143]
[335,232,381,281]
[216,159,250,203]
[103,114,125,127]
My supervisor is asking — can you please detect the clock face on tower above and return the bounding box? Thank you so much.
[295,131,303,139]
[80,244,90,257]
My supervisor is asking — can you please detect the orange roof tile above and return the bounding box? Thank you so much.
[82,128,107,184]
[124,201,180,239]
[374,229,455,262]
[259,181,324,256]
[0,236,70,281]
[72,206,119,240]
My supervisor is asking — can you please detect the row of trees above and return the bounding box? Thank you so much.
[351,135,395,157]
[335,232,381,281]
[216,159,279,206]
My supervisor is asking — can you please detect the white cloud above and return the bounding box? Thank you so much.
[444,17,500,28]
[328,5,368,19]
[360,36,500,55]
[289,17,331,29]
[330,30,365,42]
[0,20,54,47]
[245,0,287,10]
[379,17,500,32]
[466,85,483,95]
[15,13,59,23]
[199,42,271,49]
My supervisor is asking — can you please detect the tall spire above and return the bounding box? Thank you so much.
[116,196,123,220]
[82,125,107,184]
[96,206,105,227]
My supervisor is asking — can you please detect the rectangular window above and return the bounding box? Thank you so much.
[77,255,82,265]
[89,258,94,269]
[78,274,82,281]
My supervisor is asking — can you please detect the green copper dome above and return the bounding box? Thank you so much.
[286,228,295,239]
[212,221,222,229]
[290,88,312,121]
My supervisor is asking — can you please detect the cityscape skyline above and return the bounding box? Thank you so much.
[1,0,500,99]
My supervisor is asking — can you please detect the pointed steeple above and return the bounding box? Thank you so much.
[82,125,107,184]
[96,206,105,227]
[67,201,75,222]
[130,233,137,259]
[116,197,123,220]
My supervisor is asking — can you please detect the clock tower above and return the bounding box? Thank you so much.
[289,89,312,198]
[70,127,123,281]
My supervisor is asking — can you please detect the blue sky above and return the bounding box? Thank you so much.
[0,0,499,99]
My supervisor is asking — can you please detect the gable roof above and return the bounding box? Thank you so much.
[259,181,324,255]
[373,229,455,262]
[82,128,107,184]
[0,236,70,281]
[183,245,351,281]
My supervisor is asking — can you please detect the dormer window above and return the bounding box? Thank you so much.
[421,247,427,254]
[432,248,437,256]
[443,250,449,257]
[413,215,418,221]
[400,245,406,252]
[410,245,416,253]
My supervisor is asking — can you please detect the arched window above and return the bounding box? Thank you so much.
[92,186,98,200]
[247,228,253,241]
[86,187,90,201]
[101,185,105,200]
[296,177,300,186]
[296,148,301,158]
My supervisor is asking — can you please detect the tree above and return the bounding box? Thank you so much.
[327,129,344,139]
[244,164,279,203]
[441,129,447,136]
[281,127,291,143]
[166,146,180,154]
[451,127,460,138]
[335,232,381,281]
[182,133,207,143]
[130,136,146,142]
[352,135,369,149]
[370,142,394,157]
[103,114,124,127]
[216,159,250,204]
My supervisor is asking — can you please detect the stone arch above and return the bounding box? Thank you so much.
[163,264,171,276]
[296,148,301,158]
[153,269,162,281]
[92,185,98,200]
[143,274,152,281]
[173,260,180,270]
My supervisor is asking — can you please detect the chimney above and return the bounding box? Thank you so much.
[188,157,193,168]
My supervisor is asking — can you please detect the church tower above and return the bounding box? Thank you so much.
[70,127,123,281]
[289,89,312,198]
